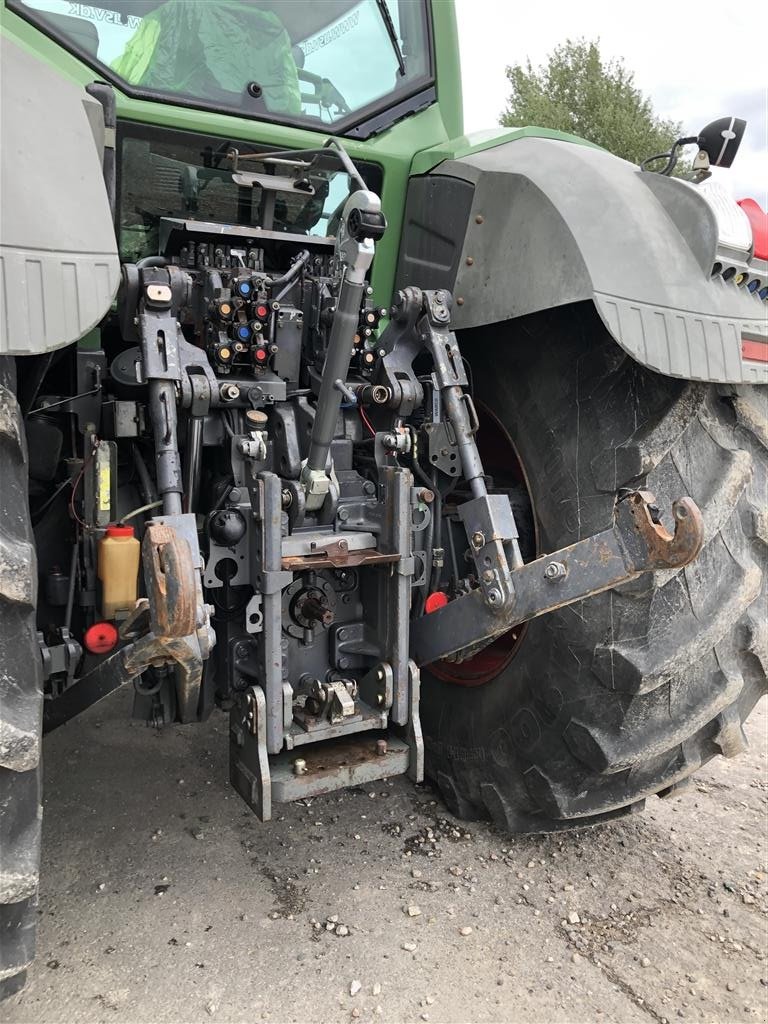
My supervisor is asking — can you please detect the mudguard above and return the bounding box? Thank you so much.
[0,37,120,356]
[397,136,767,384]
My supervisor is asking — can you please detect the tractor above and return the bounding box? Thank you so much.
[1,0,766,994]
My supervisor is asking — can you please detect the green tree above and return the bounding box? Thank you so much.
[501,39,682,167]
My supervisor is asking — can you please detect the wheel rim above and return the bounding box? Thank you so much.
[430,404,537,687]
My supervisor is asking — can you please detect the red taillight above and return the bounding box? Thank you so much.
[424,591,449,614]
[737,198,768,261]
[742,339,768,363]
[83,621,119,655]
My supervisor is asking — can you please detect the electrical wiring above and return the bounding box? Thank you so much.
[359,404,375,437]
[68,437,100,529]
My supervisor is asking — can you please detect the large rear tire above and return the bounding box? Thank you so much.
[0,357,42,996]
[420,306,767,831]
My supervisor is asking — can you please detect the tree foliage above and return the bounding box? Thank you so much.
[501,39,682,167]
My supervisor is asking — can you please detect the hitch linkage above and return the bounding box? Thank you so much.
[374,288,705,667]
[410,490,704,666]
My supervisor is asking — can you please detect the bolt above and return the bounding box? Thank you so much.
[220,382,240,401]
[543,561,567,581]
[482,569,494,583]
[376,667,384,680]
[338,507,349,522]
[418,488,434,504]
[383,433,398,449]
[456,297,465,306]
[471,531,485,549]
[376,739,388,757]
[293,758,307,776]
[377,693,385,706]
[281,489,293,509]
[486,588,502,605]
[338,657,349,670]
[235,642,250,659]
[475,214,484,224]
[466,257,474,266]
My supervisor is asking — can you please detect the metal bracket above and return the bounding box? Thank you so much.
[405,660,424,783]
[424,420,460,477]
[358,661,393,710]
[229,685,271,822]
[38,628,82,692]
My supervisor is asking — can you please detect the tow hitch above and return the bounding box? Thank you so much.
[410,490,703,666]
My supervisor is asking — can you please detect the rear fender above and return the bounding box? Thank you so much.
[396,137,766,384]
[0,37,120,356]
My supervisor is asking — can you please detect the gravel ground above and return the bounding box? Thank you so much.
[6,691,768,1024]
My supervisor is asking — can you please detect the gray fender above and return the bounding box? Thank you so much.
[0,37,120,356]
[396,137,766,384]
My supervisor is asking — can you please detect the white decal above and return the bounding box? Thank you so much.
[67,3,141,30]
[302,10,360,56]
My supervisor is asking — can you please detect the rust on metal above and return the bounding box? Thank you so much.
[291,735,388,776]
[282,547,398,570]
[628,490,704,569]
[142,523,197,637]
[121,631,203,723]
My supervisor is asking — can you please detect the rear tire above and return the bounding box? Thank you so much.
[0,357,42,996]
[420,306,767,831]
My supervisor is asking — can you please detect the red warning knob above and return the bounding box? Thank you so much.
[424,591,449,614]
[83,621,119,655]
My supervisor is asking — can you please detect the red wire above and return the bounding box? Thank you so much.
[359,404,375,437]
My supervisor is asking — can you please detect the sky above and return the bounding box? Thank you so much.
[455,0,767,205]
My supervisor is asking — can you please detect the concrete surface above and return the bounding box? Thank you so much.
[6,691,768,1024]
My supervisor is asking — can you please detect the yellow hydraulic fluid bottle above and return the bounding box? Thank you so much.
[98,524,140,620]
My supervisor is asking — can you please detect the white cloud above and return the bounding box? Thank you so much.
[456,0,766,202]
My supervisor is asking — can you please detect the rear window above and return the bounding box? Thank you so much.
[116,122,383,262]
[12,1,433,133]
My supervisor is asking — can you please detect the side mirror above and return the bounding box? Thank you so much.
[697,116,746,168]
